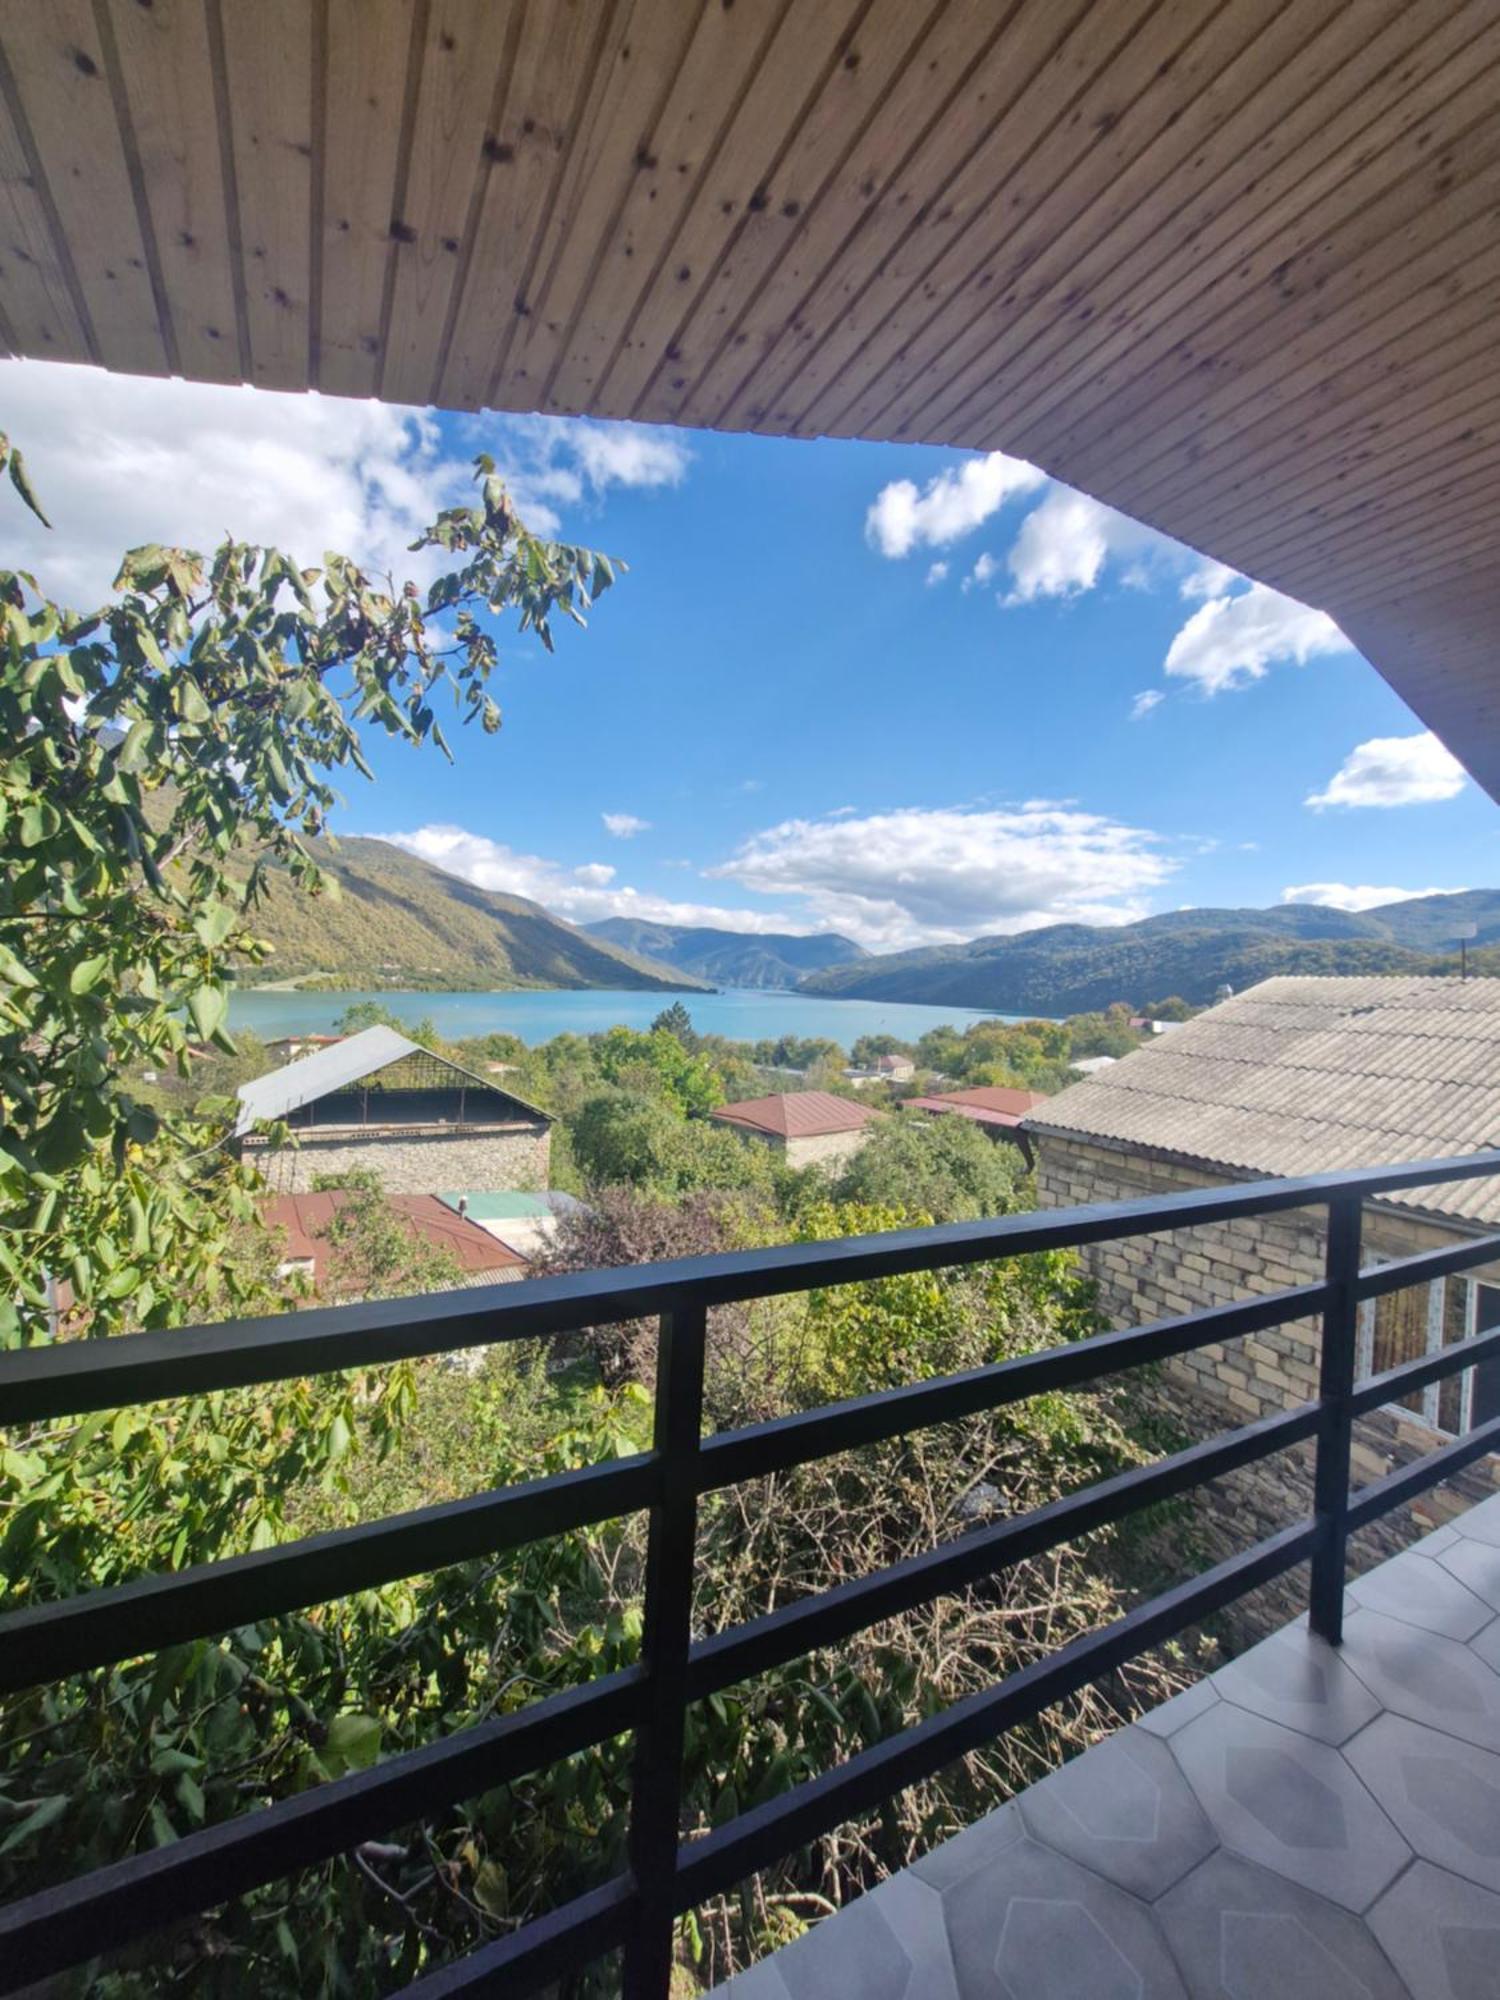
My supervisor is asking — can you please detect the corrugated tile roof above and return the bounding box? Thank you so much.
[1025,977,1500,1227]
[709,1091,879,1139]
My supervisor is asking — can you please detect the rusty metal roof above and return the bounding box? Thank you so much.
[905,1085,1051,1128]
[709,1091,879,1139]
[263,1190,529,1293]
[1026,977,1500,1228]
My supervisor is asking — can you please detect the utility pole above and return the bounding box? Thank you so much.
[1457,922,1477,981]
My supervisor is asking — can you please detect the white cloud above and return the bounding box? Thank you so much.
[1305,730,1467,810]
[602,811,651,838]
[865,450,1044,558]
[1282,882,1467,913]
[1130,689,1164,721]
[1164,581,1350,694]
[925,561,949,586]
[708,803,1173,952]
[1181,557,1241,600]
[1002,490,1166,603]
[0,359,690,606]
[962,551,999,593]
[378,823,805,933]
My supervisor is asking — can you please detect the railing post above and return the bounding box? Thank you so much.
[1309,1194,1362,1643]
[624,1306,706,1999]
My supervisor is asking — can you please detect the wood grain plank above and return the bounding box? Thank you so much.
[821,0,1276,443]
[493,0,703,415]
[679,0,999,429]
[621,0,947,427]
[872,0,1384,447]
[971,4,1500,455]
[216,0,314,391]
[437,0,607,411]
[542,0,787,418]
[0,60,91,361]
[319,0,414,399]
[710,0,1104,437]
[103,0,242,383]
[380,0,518,409]
[1,0,166,375]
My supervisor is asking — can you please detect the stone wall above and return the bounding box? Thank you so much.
[250,1124,551,1196]
[1035,1129,1500,1637]
[783,1127,872,1173]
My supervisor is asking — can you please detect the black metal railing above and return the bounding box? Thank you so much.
[3,1151,1500,1995]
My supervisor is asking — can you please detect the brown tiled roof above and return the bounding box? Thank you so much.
[1026,977,1500,1228]
[709,1090,879,1139]
[906,1085,1051,1127]
[263,1191,529,1292]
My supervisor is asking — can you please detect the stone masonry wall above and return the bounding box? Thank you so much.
[783,1128,871,1173]
[1035,1129,1500,1637]
[250,1125,551,1196]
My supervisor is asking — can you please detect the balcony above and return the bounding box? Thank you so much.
[4,1151,1500,1996]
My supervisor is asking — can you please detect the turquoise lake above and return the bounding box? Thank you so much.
[228,986,1029,1048]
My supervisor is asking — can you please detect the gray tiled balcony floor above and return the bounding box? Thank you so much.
[717,1496,1500,2000]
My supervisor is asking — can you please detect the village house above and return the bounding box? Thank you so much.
[1027,976,1500,1588]
[236,1025,553,1195]
[708,1090,879,1171]
[263,1190,529,1297]
[902,1084,1050,1160]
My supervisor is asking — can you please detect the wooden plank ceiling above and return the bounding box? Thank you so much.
[0,0,1497,795]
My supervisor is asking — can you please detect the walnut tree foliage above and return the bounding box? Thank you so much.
[0,432,618,1346]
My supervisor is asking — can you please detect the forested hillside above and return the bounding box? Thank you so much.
[798,895,1500,1012]
[584,918,865,989]
[236,836,706,992]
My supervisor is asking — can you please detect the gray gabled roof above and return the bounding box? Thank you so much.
[235,1024,551,1135]
[1025,976,1500,1229]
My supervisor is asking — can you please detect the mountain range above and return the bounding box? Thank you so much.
[583,919,866,990]
[795,892,1500,1014]
[238,836,706,993]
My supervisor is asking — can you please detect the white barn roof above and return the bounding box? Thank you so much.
[235,1025,549,1136]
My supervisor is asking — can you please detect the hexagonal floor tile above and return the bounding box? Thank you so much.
[1155,1850,1409,1999]
[1346,1549,1492,1641]
[939,1838,1187,1999]
[1366,1859,1500,1999]
[910,1801,1025,1894]
[759,1875,938,2000]
[717,1955,794,1999]
[1136,1676,1222,1740]
[1017,1724,1216,1900]
[1436,1532,1500,1611]
[1338,1608,1500,1752]
[1213,1625,1381,1746]
[1168,1702,1409,1911]
[1449,1495,1500,1549]
[1343,1711,1500,1894]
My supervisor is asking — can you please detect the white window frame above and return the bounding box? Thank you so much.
[1357,1271,1475,1437]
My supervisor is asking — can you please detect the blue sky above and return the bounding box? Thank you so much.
[5,358,1493,952]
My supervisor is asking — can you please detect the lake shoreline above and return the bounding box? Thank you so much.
[228,985,1042,1048]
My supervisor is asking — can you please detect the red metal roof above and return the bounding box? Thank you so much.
[709,1091,879,1139]
[904,1086,1051,1129]
[263,1191,528,1293]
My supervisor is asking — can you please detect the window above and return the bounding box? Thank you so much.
[1357,1274,1500,1436]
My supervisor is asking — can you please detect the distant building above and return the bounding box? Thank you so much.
[902,1084,1049,1158]
[265,1033,344,1063]
[844,1051,916,1088]
[263,1190,529,1295]
[709,1090,879,1171]
[1068,1054,1119,1076]
[237,1025,552,1194]
[435,1190,588,1261]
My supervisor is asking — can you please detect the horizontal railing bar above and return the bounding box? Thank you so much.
[698,1285,1327,1492]
[398,1873,636,1999]
[0,1669,644,1993]
[1355,1232,1500,1302]
[5,1152,1497,1422]
[1350,1321,1500,1418]
[1345,1413,1500,1533]
[673,1519,1320,1912]
[0,1455,658,1695]
[688,1403,1320,1700]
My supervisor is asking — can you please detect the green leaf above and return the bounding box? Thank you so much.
[187,985,227,1041]
[7,444,51,528]
[0,1794,68,1855]
[472,1860,509,1918]
[69,953,108,996]
[323,1712,381,1774]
